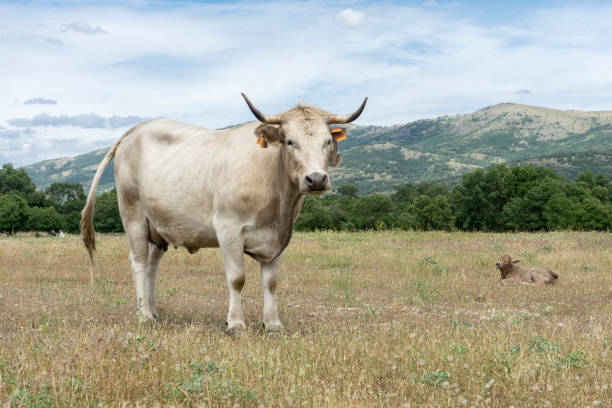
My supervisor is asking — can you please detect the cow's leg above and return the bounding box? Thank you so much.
[218,235,247,332]
[260,255,283,331]
[145,243,164,319]
[125,221,156,322]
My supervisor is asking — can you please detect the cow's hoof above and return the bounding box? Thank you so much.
[263,321,284,333]
[225,321,246,336]
[138,312,158,323]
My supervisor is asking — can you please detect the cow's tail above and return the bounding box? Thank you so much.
[80,124,142,286]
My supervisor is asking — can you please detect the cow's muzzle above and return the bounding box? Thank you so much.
[304,172,328,192]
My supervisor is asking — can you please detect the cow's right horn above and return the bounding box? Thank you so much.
[241,93,282,124]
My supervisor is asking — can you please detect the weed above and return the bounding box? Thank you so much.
[168,361,257,404]
[422,370,450,387]
[364,305,382,318]
[407,280,435,302]
[520,252,537,261]
[433,266,448,274]
[530,336,560,354]
[113,298,127,306]
[329,269,355,305]
[11,388,53,408]
[453,345,468,356]
[420,256,437,265]
[561,351,589,369]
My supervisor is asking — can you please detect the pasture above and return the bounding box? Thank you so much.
[0,231,610,407]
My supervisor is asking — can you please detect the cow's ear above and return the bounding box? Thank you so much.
[329,133,343,168]
[330,153,343,168]
[331,127,347,142]
[512,259,520,264]
[255,124,283,148]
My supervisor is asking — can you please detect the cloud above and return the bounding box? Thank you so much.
[8,113,146,129]
[62,21,107,35]
[24,97,58,105]
[0,126,119,167]
[44,38,63,46]
[336,8,365,26]
[2,1,612,166]
[515,89,532,95]
[0,127,34,139]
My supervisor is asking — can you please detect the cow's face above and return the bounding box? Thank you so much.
[496,254,518,272]
[256,115,344,194]
[243,94,366,195]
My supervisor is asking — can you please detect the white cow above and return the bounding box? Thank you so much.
[81,94,367,332]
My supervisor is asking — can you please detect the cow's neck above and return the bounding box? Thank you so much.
[275,176,303,253]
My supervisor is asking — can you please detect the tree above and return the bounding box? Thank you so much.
[25,206,64,231]
[0,163,45,207]
[353,194,393,229]
[294,196,335,230]
[502,179,562,231]
[0,164,36,196]
[543,194,576,229]
[0,193,28,234]
[45,182,87,214]
[337,184,358,198]
[575,197,612,230]
[93,188,124,232]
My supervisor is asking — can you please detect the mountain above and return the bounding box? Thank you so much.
[22,103,612,194]
[24,148,116,192]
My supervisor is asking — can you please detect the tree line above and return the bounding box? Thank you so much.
[0,163,610,235]
[295,164,611,231]
[0,164,122,235]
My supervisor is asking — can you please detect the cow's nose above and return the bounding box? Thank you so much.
[495,262,501,266]
[304,172,328,190]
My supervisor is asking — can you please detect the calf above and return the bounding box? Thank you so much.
[496,254,558,285]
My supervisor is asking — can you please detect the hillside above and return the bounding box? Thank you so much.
[22,103,612,194]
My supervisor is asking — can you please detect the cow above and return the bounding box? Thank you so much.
[80,93,367,332]
[496,254,559,285]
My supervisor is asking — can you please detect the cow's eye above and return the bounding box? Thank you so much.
[326,139,332,147]
[286,139,294,146]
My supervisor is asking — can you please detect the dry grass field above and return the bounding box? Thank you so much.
[0,231,610,407]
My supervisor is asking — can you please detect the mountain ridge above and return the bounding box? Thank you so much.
[21,103,612,194]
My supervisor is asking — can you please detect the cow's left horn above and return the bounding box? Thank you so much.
[241,93,282,124]
[327,97,368,124]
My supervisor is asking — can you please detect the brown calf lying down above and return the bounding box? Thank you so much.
[496,254,559,285]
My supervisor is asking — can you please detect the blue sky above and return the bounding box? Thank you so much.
[1,0,612,166]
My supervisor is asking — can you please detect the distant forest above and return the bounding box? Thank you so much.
[0,163,610,235]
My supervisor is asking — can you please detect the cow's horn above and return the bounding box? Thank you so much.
[241,93,282,124]
[327,97,368,124]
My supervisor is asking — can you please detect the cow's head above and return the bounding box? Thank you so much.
[242,93,367,194]
[496,254,519,273]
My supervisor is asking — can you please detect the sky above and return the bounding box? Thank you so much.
[1,0,612,166]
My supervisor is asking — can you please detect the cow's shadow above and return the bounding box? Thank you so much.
[153,307,293,336]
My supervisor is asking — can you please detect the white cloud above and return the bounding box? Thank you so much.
[1,1,612,166]
[8,113,146,128]
[24,97,58,105]
[62,21,107,35]
[336,8,365,26]
[422,0,438,7]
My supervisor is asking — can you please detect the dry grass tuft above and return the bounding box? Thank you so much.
[0,231,610,407]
